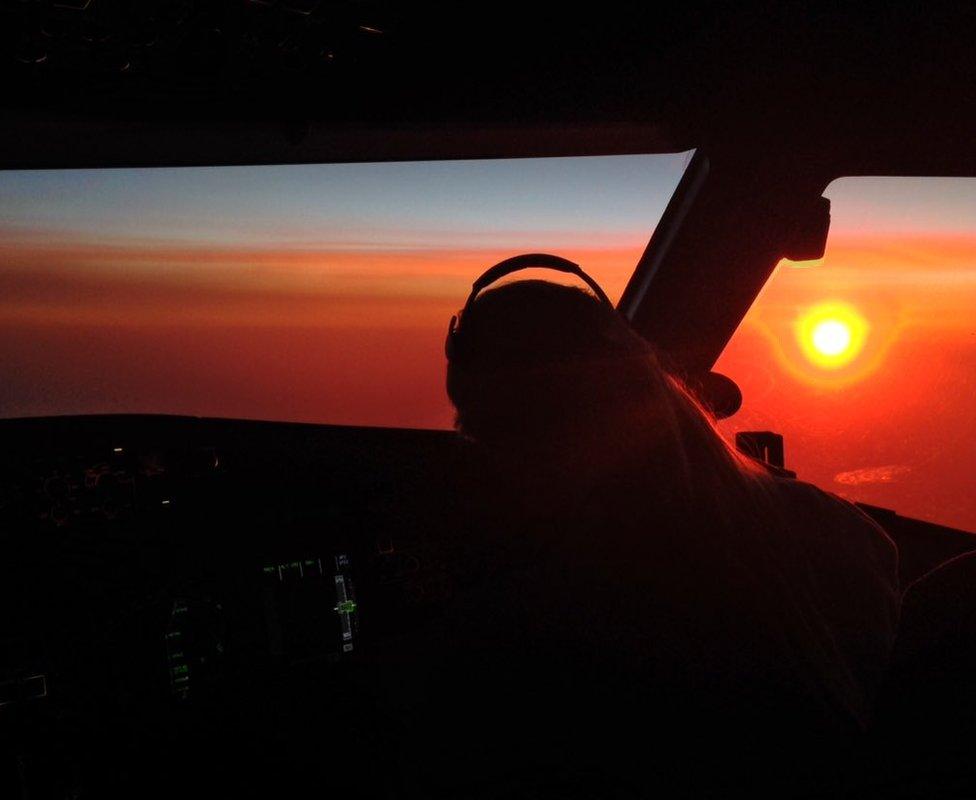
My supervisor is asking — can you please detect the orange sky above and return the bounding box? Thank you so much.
[0,239,648,437]
[0,164,973,532]
[715,229,976,532]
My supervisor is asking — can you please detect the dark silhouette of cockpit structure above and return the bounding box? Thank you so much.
[2,4,976,797]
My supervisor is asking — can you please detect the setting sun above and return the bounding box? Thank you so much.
[811,319,852,356]
[796,302,869,369]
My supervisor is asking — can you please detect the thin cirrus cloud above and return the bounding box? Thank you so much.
[0,237,652,329]
[834,464,913,486]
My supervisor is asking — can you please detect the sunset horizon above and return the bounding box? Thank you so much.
[2,159,974,531]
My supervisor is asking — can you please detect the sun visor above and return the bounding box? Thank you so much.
[782,196,831,262]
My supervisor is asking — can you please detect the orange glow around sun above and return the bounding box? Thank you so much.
[796,302,869,369]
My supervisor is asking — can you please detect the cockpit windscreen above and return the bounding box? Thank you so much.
[0,154,691,427]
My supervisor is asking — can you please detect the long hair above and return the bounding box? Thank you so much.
[444,280,877,733]
[446,280,769,505]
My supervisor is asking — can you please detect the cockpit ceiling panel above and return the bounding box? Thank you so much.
[3,5,976,170]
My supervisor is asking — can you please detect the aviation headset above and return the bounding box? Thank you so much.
[444,252,744,420]
[444,253,616,363]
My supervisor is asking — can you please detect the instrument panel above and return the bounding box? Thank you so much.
[2,414,975,798]
[0,415,483,798]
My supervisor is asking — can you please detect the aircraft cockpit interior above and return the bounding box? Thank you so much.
[1,4,975,798]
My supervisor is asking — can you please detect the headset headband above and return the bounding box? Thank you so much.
[445,253,615,360]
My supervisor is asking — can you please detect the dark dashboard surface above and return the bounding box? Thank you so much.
[1,414,973,798]
[0,414,493,798]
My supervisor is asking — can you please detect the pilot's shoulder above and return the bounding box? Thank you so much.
[769,476,899,575]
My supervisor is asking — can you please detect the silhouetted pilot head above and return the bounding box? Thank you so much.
[446,279,663,449]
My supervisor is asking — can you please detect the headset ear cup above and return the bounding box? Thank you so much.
[445,315,460,359]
